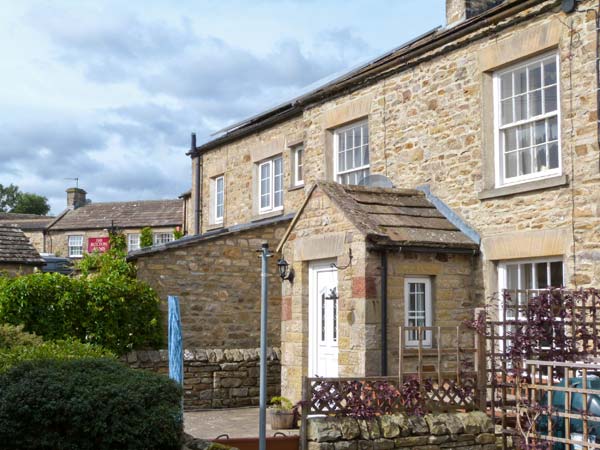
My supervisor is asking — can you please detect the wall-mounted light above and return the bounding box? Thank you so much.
[277,258,294,283]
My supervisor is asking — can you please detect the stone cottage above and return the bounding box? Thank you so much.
[43,187,183,259]
[0,225,45,276]
[134,0,600,402]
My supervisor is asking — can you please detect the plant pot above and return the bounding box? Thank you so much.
[268,409,295,430]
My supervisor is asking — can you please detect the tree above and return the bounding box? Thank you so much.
[10,193,50,215]
[0,184,20,212]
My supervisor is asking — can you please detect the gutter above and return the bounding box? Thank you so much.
[189,0,552,157]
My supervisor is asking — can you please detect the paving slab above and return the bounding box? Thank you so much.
[184,407,299,440]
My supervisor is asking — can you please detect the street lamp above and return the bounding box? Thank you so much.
[277,258,294,283]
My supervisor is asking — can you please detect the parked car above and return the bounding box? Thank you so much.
[40,254,73,275]
[538,374,600,449]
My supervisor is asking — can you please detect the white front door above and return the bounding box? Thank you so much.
[309,261,338,377]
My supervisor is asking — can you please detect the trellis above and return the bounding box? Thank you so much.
[483,288,600,450]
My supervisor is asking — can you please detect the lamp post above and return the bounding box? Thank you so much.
[258,243,271,450]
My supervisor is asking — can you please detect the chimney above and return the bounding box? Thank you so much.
[446,0,505,26]
[66,187,87,210]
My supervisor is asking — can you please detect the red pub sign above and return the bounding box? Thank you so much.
[87,237,110,254]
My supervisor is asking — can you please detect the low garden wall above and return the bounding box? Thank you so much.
[123,347,281,410]
[307,411,497,450]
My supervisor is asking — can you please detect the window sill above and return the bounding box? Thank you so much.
[288,184,304,192]
[252,209,284,222]
[478,174,568,200]
[206,223,225,231]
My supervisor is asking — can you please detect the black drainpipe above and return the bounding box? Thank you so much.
[381,250,388,376]
[191,133,201,236]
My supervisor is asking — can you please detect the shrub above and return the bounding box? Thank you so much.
[0,358,183,450]
[0,271,163,354]
[0,324,43,349]
[0,338,115,373]
[140,226,154,248]
[173,226,184,240]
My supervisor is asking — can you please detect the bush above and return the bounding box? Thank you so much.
[0,338,115,373]
[0,324,43,349]
[0,271,163,354]
[140,226,153,248]
[0,358,183,450]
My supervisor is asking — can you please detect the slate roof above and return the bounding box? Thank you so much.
[48,199,183,231]
[0,212,54,231]
[280,182,478,251]
[0,225,45,265]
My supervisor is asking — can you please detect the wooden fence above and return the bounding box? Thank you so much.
[299,325,485,450]
[484,288,600,450]
[517,359,600,450]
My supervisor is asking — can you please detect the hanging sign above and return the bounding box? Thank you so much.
[87,237,110,253]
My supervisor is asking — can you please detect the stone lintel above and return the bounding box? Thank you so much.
[482,228,571,261]
[321,94,374,130]
[294,232,347,261]
[250,137,285,162]
[478,19,561,72]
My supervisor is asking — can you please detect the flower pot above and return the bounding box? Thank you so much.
[268,409,295,430]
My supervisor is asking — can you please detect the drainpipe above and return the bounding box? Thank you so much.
[191,133,201,236]
[381,250,388,376]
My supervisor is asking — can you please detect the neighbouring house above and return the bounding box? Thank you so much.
[44,187,184,259]
[0,225,45,276]
[0,212,54,252]
[133,0,600,404]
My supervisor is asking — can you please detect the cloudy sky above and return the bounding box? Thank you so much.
[0,0,445,214]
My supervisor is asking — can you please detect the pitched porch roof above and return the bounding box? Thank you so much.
[0,225,45,266]
[277,182,479,252]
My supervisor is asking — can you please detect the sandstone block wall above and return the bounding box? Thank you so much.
[0,263,36,277]
[23,231,45,255]
[124,347,281,409]
[133,221,288,348]
[307,411,498,450]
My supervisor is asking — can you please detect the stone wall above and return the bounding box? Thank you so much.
[123,347,281,410]
[307,411,497,450]
[23,231,45,255]
[0,263,36,277]
[131,220,289,348]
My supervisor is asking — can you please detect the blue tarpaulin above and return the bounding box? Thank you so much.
[168,295,183,386]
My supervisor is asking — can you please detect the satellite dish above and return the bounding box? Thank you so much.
[358,175,394,188]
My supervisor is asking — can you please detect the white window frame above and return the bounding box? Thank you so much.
[497,257,564,353]
[404,277,432,348]
[292,145,304,187]
[497,257,564,320]
[153,232,174,245]
[333,120,370,185]
[258,156,283,214]
[127,233,140,252]
[493,52,561,187]
[68,235,84,258]
[213,175,224,224]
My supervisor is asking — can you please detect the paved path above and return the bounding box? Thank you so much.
[184,407,299,440]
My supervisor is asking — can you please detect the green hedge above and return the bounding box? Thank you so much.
[0,271,163,354]
[0,358,183,450]
[0,337,115,373]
